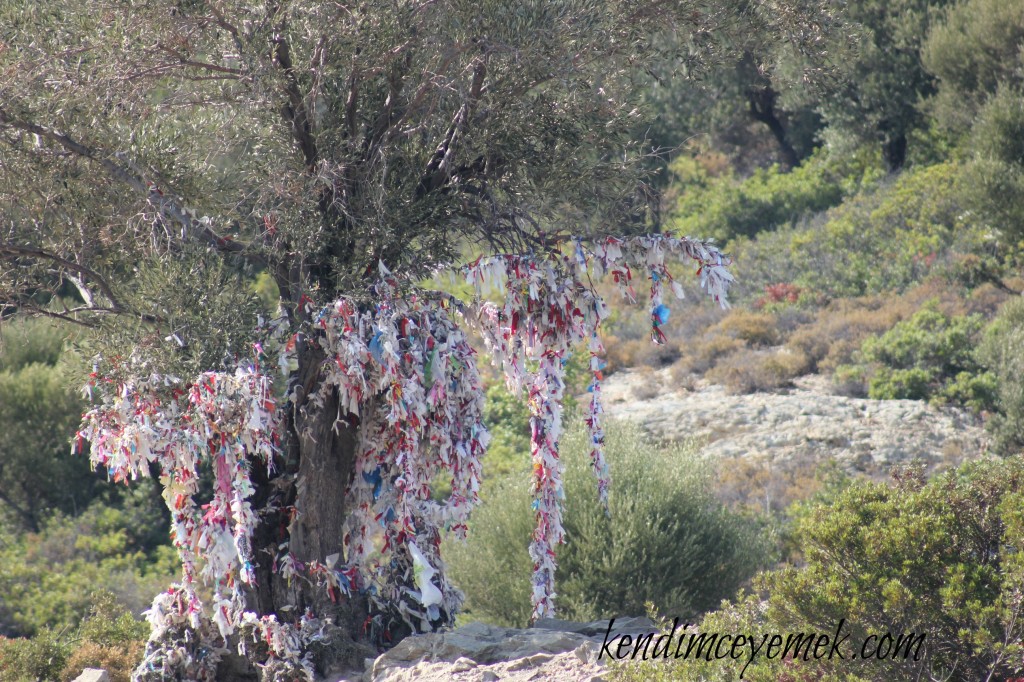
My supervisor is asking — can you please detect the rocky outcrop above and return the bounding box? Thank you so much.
[331,617,655,682]
[600,369,990,478]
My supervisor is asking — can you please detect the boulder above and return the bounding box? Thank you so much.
[363,618,654,682]
[73,670,110,682]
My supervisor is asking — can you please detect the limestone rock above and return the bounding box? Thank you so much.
[73,670,110,682]
[366,618,646,682]
[601,369,989,478]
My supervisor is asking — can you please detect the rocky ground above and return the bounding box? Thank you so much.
[599,368,990,479]
[330,618,655,682]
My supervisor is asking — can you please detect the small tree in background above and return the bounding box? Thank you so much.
[448,421,773,627]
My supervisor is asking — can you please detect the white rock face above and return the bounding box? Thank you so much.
[72,670,110,682]
[600,369,990,478]
[332,618,654,682]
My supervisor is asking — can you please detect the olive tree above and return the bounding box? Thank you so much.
[0,0,828,678]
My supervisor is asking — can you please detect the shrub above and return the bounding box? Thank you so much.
[940,370,1000,412]
[753,282,804,311]
[961,87,1024,246]
[613,456,1024,681]
[0,502,177,637]
[0,347,99,533]
[603,336,682,373]
[447,421,775,626]
[0,318,70,373]
[664,147,879,243]
[60,593,148,682]
[838,304,992,407]
[978,297,1024,454]
[784,296,909,375]
[761,458,1024,681]
[481,384,532,477]
[709,310,781,347]
[672,335,744,376]
[798,163,967,298]
[922,0,1024,133]
[0,629,70,682]
[704,347,807,394]
[0,592,148,682]
[713,454,848,518]
[668,308,789,387]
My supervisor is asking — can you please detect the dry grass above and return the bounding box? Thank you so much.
[714,453,830,517]
[599,272,1006,402]
[704,347,808,394]
[709,309,781,346]
[62,641,144,682]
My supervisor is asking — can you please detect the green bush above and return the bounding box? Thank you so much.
[978,297,1024,454]
[447,420,775,626]
[0,629,71,682]
[481,383,533,477]
[0,592,149,682]
[923,0,1024,134]
[0,332,98,533]
[797,162,966,297]
[0,318,70,372]
[728,161,1015,301]
[961,87,1024,245]
[836,304,993,407]
[664,147,880,243]
[62,592,149,682]
[613,457,1024,682]
[0,502,177,637]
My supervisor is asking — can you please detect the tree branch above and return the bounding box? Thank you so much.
[0,242,121,309]
[415,56,487,198]
[271,20,319,170]
[155,42,245,76]
[0,108,266,267]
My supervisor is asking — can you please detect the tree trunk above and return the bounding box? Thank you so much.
[747,87,799,170]
[883,134,907,173]
[224,336,375,679]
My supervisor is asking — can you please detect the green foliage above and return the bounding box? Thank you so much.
[979,297,1024,454]
[837,304,992,406]
[664,148,880,243]
[0,321,99,532]
[0,628,70,682]
[761,459,1024,681]
[641,52,823,179]
[798,0,954,169]
[447,421,774,627]
[481,384,532,477]
[0,591,148,682]
[0,501,177,637]
[960,88,1024,245]
[734,161,985,300]
[921,0,1024,247]
[75,592,148,648]
[922,0,1024,133]
[614,457,1024,681]
[0,318,69,372]
[78,250,270,382]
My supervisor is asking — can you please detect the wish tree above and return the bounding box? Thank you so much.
[0,0,825,678]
